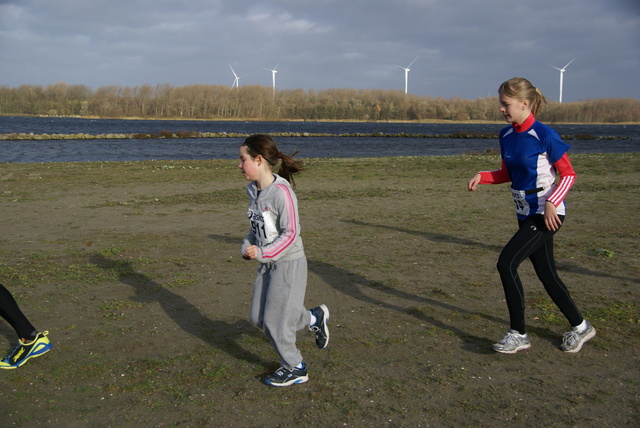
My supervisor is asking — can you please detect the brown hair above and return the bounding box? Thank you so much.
[241,134,303,188]
[499,77,547,117]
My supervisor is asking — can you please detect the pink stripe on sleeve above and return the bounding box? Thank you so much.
[261,183,298,259]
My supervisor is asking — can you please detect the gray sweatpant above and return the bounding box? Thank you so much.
[250,256,310,370]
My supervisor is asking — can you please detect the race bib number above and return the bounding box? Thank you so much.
[511,189,530,216]
[247,209,279,245]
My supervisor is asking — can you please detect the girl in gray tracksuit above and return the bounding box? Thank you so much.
[238,134,329,387]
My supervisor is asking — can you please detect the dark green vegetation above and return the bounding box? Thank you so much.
[0,154,638,426]
[2,82,639,122]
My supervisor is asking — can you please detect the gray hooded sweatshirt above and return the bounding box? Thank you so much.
[241,174,305,263]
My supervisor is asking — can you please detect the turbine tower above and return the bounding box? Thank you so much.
[396,56,419,94]
[266,60,281,96]
[549,58,576,103]
[229,65,241,88]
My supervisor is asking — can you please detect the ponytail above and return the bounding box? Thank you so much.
[241,134,303,188]
[531,87,546,117]
[276,151,303,189]
[499,77,547,117]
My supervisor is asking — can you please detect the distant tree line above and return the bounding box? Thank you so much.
[0,82,638,123]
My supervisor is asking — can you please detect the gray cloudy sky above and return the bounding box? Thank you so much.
[1,0,638,102]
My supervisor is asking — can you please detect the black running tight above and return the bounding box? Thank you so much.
[497,215,583,334]
[0,283,36,339]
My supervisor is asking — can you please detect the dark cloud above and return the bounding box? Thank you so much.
[0,0,637,101]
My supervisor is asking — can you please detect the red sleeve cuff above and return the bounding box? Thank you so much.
[478,159,510,184]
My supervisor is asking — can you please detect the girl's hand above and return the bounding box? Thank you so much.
[244,245,258,260]
[468,173,482,191]
[544,201,562,231]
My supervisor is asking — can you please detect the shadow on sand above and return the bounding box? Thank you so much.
[0,323,17,349]
[210,232,565,353]
[90,253,272,370]
[344,219,639,284]
[209,233,526,355]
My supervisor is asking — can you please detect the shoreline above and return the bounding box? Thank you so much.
[2,152,637,168]
[2,113,639,126]
[0,129,632,142]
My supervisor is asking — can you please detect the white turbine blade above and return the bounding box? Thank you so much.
[229,65,241,88]
[266,66,277,90]
[563,57,576,70]
[549,64,563,72]
[406,56,419,68]
[264,60,281,76]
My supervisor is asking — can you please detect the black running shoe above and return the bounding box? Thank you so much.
[264,363,308,387]
[310,304,329,349]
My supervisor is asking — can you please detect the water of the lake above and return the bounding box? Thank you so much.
[1,116,637,163]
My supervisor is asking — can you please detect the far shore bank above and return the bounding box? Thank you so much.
[2,113,639,126]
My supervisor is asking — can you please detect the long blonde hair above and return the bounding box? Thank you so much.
[499,77,547,117]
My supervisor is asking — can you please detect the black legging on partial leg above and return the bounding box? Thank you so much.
[0,283,36,340]
[496,215,583,334]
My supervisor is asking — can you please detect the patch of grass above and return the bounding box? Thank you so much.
[300,187,411,200]
[163,274,197,288]
[99,299,145,319]
[87,189,246,208]
[590,248,616,258]
[528,297,565,325]
[585,301,639,325]
[99,246,123,256]
[0,253,114,286]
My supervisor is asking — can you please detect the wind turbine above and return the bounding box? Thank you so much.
[396,56,419,94]
[549,58,576,103]
[229,65,241,88]
[266,60,281,96]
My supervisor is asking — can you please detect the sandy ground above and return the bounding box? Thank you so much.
[0,155,638,427]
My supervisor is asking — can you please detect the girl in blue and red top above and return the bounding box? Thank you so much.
[467,77,595,354]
